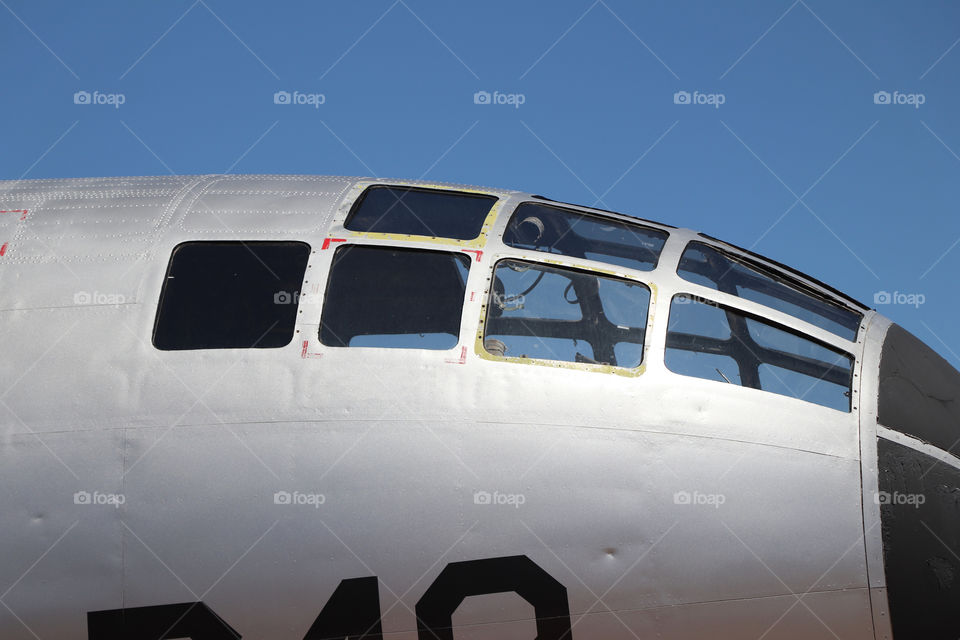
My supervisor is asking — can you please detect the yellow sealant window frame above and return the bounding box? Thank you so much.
[331,181,508,249]
[475,256,657,378]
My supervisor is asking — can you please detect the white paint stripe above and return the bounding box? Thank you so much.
[877,424,960,471]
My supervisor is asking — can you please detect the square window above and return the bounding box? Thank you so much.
[345,185,497,240]
[319,245,470,349]
[483,260,649,368]
[153,241,311,350]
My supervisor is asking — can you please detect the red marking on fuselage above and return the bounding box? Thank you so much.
[321,238,346,250]
[301,339,323,359]
[0,209,27,257]
[445,345,468,365]
[462,249,483,262]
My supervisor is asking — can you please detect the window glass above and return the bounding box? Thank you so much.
[483,260,649,368]
[486,336,595,363]
[613,342,645,369]
[666,295,854,411]
[153,241,310,350]
[758,363,851,411]
[667,295,731,340]
[502,203,668,271]
[677,241,862,340]
[344,185,497,240]
[667,350,741,385]
[319,245,470,349]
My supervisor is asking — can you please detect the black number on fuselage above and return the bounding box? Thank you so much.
[415,555,572,640]
[86,555,572,639]
[87,602,241,640]
[303,576,382,640]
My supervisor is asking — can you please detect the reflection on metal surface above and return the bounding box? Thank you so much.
[0,174,954,640]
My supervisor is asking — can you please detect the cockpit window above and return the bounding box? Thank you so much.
[502,203,668,272]
[153,241,310,350]
[666,295,854,411]
[319,245,470,349]
[344,185,497,240]
[482,259,650,368]
[677,241,861,340]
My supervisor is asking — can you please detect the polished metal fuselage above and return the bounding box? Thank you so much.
[0,175,894,639]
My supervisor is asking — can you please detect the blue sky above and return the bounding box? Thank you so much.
[2,0,959,364]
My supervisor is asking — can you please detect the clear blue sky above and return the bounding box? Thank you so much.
[2,0,959,364]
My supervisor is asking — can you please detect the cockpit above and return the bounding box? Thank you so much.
[152,182,868,414]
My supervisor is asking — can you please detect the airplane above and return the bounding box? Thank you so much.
[0,173,957,639]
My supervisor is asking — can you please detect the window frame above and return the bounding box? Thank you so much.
[340,184,502,245]
[676,240,863,341]
[502,201,670,272]
[317,242,473,352]
[152,240,312,351]
[476,257,654,377]
[664,293,856,412]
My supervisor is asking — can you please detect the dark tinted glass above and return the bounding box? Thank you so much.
[503,203,668,271]
[666,295,854,411]
[153,241,311,350]
[344,185,497,240]
[677,241,862,340]
[319,245,470,349]
[483,260,649,368]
